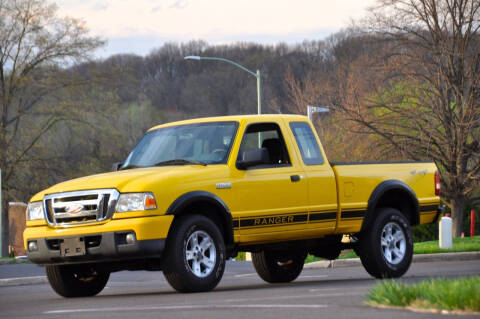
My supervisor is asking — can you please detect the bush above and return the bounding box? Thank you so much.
[412,223,438,242]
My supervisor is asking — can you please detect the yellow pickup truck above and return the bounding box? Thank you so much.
[24,114,440,297]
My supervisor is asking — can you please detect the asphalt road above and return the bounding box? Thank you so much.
[0,260,479,319]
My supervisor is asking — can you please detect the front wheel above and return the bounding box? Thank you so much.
[252,250,306,283]
[163,215,226,293]
[357,208,413,278]
[46,264,109,298]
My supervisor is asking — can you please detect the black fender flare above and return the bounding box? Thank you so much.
[166,191,234,245]
[361,180,419,232]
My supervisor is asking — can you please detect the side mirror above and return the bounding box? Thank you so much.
[237,148,270,170]
[112,162,123,171]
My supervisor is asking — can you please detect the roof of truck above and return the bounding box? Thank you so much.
[148,114,310,131]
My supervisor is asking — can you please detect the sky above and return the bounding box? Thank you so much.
[56,0,377,58]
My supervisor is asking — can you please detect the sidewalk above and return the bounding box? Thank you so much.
[304,251,480,269]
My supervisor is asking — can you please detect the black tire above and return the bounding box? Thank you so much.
[357,207,413,278]
[252,250,306,283]
[163,215,226,293]
[46,264,109,298]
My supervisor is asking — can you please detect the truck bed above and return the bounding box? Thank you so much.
[330,161,439,234]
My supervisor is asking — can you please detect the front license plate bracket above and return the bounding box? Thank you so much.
[60,237,86,257]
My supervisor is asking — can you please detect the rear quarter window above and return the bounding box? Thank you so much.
[289,122,324,165]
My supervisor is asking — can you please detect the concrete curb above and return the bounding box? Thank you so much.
[0,257,30,265]
[304,251,480,269]
[0,276,48,287]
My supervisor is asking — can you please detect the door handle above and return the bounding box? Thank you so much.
[290,175,301,182]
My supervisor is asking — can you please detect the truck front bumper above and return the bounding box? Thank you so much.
[26,232,166,265]
[24,215,173,265]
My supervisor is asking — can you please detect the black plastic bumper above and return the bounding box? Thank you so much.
[26,231,165,265]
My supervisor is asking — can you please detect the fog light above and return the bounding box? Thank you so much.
[125,233,135,244]
[28,241,38,252]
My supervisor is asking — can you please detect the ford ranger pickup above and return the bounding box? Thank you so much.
[24,114,441,297]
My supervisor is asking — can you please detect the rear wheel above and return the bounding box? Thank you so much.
[252,250,306,283]
[163,215,226,292]
[357,208,413,278]
[46,264,109,298]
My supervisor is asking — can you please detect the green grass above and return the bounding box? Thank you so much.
[305,236,480,263]
[234,252,247,261]
[0,257,17,264]
[305,250,357,263]
[414,236,480,254]
[368,277,480,313]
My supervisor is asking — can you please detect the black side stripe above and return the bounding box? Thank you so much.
[341,210,366,219]
[232,220,239,228]
[309,212,337,221]
[233,204,439,229]
[232,206,420,229]
[239,213,308,229]
[420,204,438,212]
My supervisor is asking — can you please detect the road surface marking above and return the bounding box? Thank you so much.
[233,274,327,279]
[224,292,363,303]
[233,273,257,278]
[44,304,328,314]
[309,287,365,292]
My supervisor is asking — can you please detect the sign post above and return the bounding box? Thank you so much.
[307,105,329,121]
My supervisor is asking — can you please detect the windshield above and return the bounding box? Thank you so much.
[121,121,238,168]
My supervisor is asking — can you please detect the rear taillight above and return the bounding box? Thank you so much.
[435,170,441,196]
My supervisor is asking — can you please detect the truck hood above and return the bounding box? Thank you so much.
[29,165,213,202]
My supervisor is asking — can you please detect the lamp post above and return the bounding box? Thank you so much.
[184,56,262,115]
[307,105,329,121]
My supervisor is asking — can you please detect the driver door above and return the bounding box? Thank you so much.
[230,121,309,242]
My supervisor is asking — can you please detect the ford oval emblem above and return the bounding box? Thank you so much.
[65,203,84,214]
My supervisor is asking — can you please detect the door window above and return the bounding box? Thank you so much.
[237,123,291,168]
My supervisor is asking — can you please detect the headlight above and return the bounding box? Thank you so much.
[116,193,157,212]
[27,202,45,220]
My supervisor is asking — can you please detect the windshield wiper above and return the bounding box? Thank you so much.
[119,164,142,171]
[154,159,207,167]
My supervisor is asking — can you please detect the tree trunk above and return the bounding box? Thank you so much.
[451,196,467,238]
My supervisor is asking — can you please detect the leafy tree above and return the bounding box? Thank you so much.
[0,0,103,255]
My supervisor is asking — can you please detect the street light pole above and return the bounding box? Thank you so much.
[185,56,262,114]
[256,70,261,115]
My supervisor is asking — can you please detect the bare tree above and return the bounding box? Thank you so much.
[329,0,480,236]
[0,0,104,255]
[276,45,387,163]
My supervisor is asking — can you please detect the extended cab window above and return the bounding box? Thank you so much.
[237,122,291,167]
[289,122,324,165]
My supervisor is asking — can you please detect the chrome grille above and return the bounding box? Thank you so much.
[44,189,120,227]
